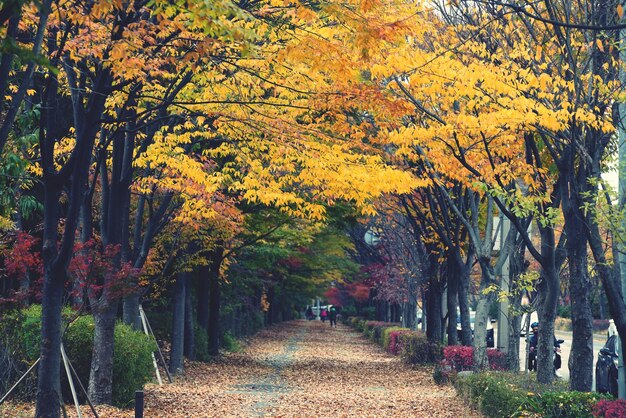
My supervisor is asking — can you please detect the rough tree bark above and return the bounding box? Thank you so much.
[170,272,187,374]
[184,276,195,360]
[207,248,224,357]
[446,257,459,345]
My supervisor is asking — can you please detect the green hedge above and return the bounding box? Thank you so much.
[455,372,527,417]
[454,372,611,418]
[520,391,611,418]
[398,331,442,365]
[15,305,156,407]
[381,326,408,351]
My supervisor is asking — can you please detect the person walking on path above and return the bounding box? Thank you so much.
[328,305,337,327]
[320,308,328,322]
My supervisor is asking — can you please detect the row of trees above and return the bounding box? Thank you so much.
[0,0,413,416]
[314,0,626,393]
[3,0,626,414]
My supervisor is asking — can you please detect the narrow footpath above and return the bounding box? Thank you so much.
[142,320,480,417]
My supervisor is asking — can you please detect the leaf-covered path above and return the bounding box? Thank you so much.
[142,320,480,417]
[1,320,480,417]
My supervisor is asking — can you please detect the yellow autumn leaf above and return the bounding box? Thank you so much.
[596,38,604,52]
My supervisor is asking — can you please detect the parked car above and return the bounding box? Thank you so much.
[596,334,619,398]
[456,310,495,347]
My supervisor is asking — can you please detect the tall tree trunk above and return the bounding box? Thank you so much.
[170,272,186,374]
[184,276,195,360]
[473,258,496,370]
[566,217,593,391]
[197,265,210,331]
[447,258,459,345]
[122,294,141,330]
[88,298,119,404]
[506,237,527,371]
[458,258,473,346]
[536,265,560,384]
[207,249,223,357]
[35,265,65,417]
[426,277,443,343]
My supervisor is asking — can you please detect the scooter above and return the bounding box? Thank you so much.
[553,339,565,377]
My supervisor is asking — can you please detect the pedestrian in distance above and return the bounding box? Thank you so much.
[321,308,328,323]
[328,305,337,327]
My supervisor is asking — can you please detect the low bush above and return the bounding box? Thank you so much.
[4,305,75,400]
[455,372,527,417]
[350,317,367,332]
[433,346,505,384]
[4,305,155,407]
[521,391,611,418]
[111,322,157,407]
[455,371,608,418]
[381,326,409,352]
[221,331,242,352]
[388,329,411,354]
[440,346,507,372]
[398,331,442,365]
[593,399,626,417]
[363,321,383,341]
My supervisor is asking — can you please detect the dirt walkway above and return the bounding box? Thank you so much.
[143,320,480,417]
[0,321,481,417]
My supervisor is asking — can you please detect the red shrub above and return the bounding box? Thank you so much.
[389,330,411,354]
[593,399,626,418]
[443,346,474,371]
[441,346,506,371]
[487,349,507,371]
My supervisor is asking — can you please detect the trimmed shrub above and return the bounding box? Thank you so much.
[593,399,626,417]
[440,346,507,373]
[363,321,394,343]
[398,331,442,365]
[388,329,411,354]
[381,326,409,352]
[455,372,527,417]
[454,372,607,418]
[521,391,611,418]
[487,349,507,371]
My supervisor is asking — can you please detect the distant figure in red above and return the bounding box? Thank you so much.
[328,305,337,327]
[320,308,328,322]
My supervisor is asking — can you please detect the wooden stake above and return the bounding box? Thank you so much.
[61,343,82,418]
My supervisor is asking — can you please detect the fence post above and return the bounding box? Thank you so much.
[135,390,144,418]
